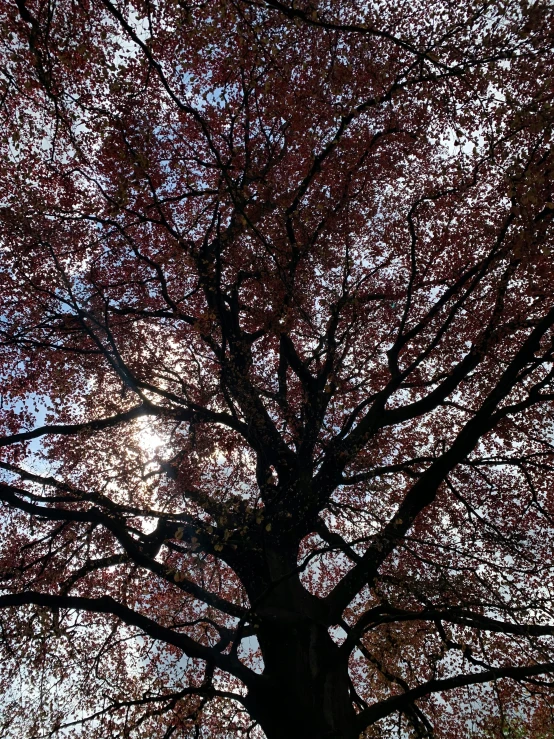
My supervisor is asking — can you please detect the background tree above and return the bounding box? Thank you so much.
[1,0,554,737]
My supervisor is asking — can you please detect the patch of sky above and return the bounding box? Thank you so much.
[237,635,264,674]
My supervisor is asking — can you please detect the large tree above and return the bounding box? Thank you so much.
[1,0,554,736]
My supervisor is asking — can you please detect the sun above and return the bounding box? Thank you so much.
[133,419,165,456]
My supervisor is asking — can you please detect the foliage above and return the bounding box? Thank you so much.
[1,0,554,737]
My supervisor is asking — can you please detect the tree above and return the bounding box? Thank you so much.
[1,0,554,736]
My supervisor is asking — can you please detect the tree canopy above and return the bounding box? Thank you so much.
[1,0,554,736]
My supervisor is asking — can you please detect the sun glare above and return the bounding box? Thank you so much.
[134,421,165,456]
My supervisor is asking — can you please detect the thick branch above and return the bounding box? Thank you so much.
[0,591,257,685]
[0,404,154,448]
[357,660,554,729]
[325,306,554,619]
[0,481,249,621]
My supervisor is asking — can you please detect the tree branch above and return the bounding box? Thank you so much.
[0,591,258,685]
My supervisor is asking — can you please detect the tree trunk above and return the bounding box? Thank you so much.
[249,621,359,739]
[243,547,359,739]
[250,622,357,739]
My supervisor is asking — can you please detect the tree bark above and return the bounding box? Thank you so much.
[243,547,359,739]
[249,621,358,739]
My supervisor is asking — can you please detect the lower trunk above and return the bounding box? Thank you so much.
[247,621,359,739]
[237,544,360,739]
